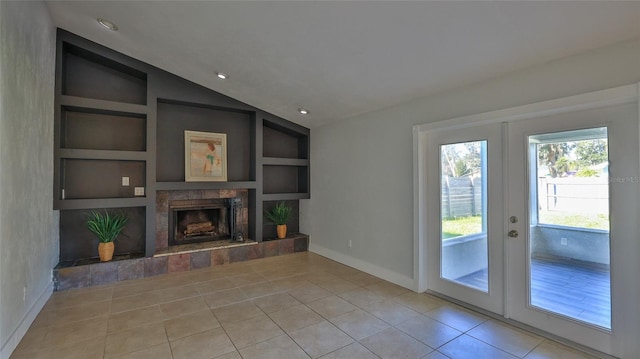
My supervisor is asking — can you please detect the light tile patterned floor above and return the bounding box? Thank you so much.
[12,252,603,359]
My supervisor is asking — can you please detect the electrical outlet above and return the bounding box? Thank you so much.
[348,240,352,248]
[134,187,145,196]
[122,177,130,186]
[561,237,568,246]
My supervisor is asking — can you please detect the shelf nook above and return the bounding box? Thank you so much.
[53,29,310,275]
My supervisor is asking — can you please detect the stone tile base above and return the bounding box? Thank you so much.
[53,234,309,291]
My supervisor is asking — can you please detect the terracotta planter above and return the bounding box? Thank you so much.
[98,242,115,262]
[276,224,287,239]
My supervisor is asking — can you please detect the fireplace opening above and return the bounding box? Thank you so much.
[175,207,226,243]
[169,198,241,246]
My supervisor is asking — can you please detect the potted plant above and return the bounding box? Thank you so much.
[264,202,293,239]
[87,210,128,262]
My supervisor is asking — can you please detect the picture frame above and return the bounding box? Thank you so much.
[184,130,227,182]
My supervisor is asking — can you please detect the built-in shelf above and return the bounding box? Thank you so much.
[262,201,301,240]
[55,30,310,260]
[60,158,146,199]
[59,149,147,161]
[59,206,146,263]
[57,197,147,210]
[263,120,309,160]
[55,35,153,257]
[262,157,309,166]
[62,42,147,105]
[263,193,309,201]
[263,165,308,194]
[262,116,310,205]
[60,95,147,115]
[60,104,147,152]
[156,181,258,191]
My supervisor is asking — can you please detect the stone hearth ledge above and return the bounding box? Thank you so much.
[53,234,309,291]
[154,239,258,257]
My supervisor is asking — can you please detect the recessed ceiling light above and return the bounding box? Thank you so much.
[298,108,309,115]
[97,18,118,31]
[216,72,228,80]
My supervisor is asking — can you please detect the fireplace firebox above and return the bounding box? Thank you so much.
[169,197,242,245]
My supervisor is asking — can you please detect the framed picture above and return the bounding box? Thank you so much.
[184,130,227,182]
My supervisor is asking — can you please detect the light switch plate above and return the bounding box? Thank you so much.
[122,177,130,186]
[134,187,145,196]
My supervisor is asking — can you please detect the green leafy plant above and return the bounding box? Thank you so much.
[576,168,599,177]
[264,202,293,225]
[86,210,128,243]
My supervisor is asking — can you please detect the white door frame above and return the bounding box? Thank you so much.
[423,124,504,314]
[504,104,638,356]
[412,84,640,356]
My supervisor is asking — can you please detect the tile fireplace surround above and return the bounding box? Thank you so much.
[54,189,309,291]
[156,189,250,251]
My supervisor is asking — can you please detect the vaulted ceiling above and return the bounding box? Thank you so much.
[46,1,640,127]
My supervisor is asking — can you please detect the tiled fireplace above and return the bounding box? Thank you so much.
[53,188,309,291]
[156,189,249,251]
[169,197,242,246]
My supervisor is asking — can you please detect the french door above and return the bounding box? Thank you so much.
[425,123,504,315]
[425,101,639,357]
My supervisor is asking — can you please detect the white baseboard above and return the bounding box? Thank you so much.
[0,280,53,359]
[309,243,415,290]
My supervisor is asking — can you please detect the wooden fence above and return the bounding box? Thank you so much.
[441,176,482,219]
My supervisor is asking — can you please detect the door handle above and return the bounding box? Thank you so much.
[508,230,519,238]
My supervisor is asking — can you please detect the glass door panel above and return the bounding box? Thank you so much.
[528,128,611,329]
[440,141,488,292]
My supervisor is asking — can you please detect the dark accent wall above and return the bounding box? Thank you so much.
[54,29,310,262]
[156,101,252,182]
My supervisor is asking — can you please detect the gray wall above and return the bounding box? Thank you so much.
[0,1,58,356]
[301,38,640,283]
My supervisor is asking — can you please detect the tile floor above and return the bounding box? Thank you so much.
[11,252,603,359]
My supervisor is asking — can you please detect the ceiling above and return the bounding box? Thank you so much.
[46,1,640,128]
